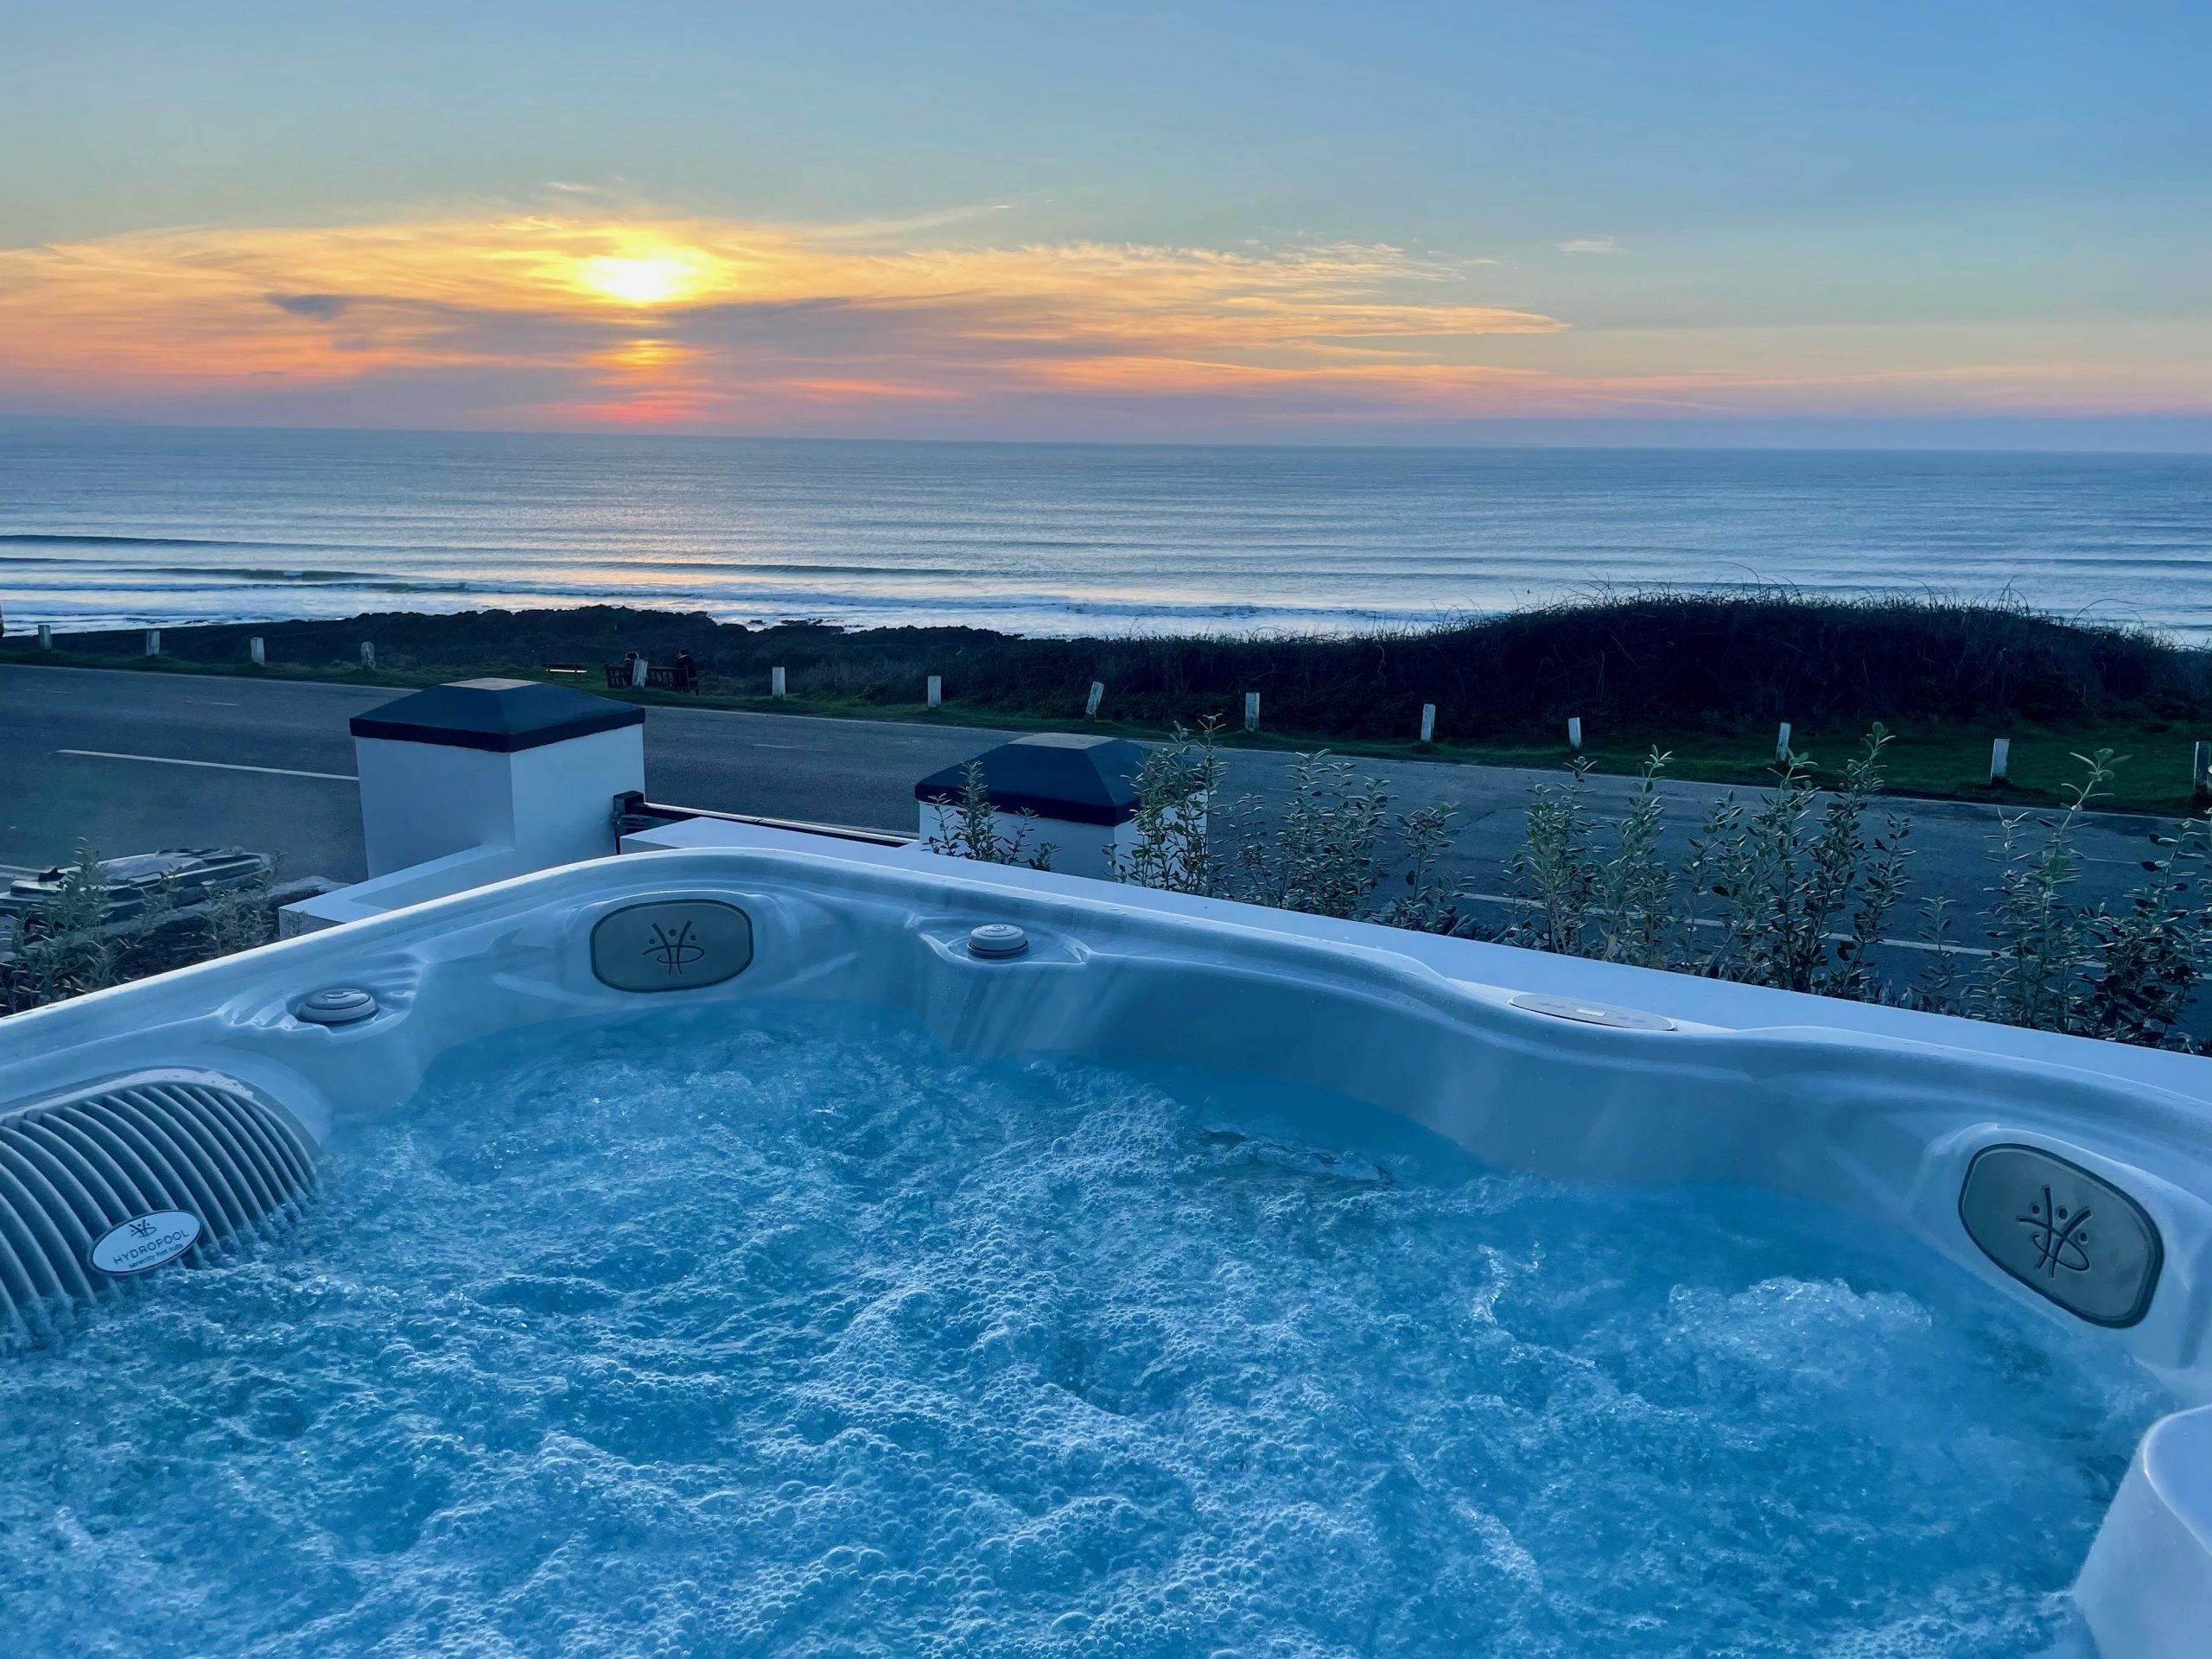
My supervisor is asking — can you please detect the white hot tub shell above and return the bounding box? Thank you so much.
[1,830,2208,1653]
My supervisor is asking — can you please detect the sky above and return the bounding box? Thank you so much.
[2,1,2208,448]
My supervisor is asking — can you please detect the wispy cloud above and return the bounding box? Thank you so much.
[0,208,1571,429]
[0,204,2192,435]
[1558,237,1618,255]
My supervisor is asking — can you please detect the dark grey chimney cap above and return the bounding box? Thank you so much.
[915,733,1145,826]
[350,677,645,754]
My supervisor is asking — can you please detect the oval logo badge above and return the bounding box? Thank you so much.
[589,899,753,993]
[1957,1144,2163,1327]
[90,1210,203,1276]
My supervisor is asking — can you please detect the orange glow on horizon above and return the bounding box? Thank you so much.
[594,338,691,371]
[0,212,1577,424]
[0,204,2190,431]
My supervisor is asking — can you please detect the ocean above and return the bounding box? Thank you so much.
[3,425,2209,640]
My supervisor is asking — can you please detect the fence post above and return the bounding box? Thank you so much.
[1419,703,1436,745]
[37,624,53,651]
[1243,692,1260,733]
[1990,737,2011,784]
[1775,721,1792,763]
[631,656,649,688]
[1086,681,1104,720]
[248,636,264,665]
[359,641,376,671]
[143,628,161,657]
[1567,716,1582,753]
[771,665,786,699]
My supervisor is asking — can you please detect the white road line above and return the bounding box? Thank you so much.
[55,749,357,782]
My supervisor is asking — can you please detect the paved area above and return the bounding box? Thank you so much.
[1,665,2173,943]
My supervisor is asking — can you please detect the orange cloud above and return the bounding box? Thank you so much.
[0,206,2197,434]
[0,210,1569,427]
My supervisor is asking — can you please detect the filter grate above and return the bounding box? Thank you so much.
[0,1074,319,1352]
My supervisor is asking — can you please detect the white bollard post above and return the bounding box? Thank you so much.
[1244,692,1260,733]
[248,636,265,665]
[37,624,53,651]
[143,628,161,657]
[1567,716,1582,753]
[771,665,786,699]
[927,674,942,709]
[2195,741,2211,794]
[1086,681,1104,720]
[1419,702,1436,745]
[359,641,376,671]
[1776,721,1792,763]
[631,656,649,688]
[1990,737,2012,784]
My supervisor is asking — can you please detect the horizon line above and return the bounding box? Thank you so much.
[3,411,2209,461]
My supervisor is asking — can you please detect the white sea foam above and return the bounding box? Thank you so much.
[3,429,2208,639]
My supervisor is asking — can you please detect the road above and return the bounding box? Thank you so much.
[1,665,2177,947]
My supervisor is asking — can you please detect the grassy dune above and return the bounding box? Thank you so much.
[10,594,2210,811]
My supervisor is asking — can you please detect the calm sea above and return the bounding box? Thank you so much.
[3,425,2209,639]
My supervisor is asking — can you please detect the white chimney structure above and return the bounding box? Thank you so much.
[285,677,645,933]
[351,677,645,876]
[913,733,1154,880]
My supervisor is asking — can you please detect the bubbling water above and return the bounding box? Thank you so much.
[0,1002,2166,1657]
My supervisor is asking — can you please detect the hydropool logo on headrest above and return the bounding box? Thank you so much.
[590,899,753,994]
[90,1210,202,1276]
[1958,1143,2162,1328]
[645,919,708,978]
[2018,1186,2093,1278]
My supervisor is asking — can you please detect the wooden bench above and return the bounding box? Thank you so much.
[603,661,700,694]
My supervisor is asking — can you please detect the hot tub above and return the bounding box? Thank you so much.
[1,833,2207,1657]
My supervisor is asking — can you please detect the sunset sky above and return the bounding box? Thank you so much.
[3,2,2208,447]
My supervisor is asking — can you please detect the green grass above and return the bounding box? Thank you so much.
[10,645,2206,817]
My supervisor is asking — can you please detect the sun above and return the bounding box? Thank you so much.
[568,247,721,307]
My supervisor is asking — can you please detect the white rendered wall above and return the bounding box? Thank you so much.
[357,725,643,877]
[506,728,645,867]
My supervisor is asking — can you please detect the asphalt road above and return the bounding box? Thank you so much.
[1,665,2174,945]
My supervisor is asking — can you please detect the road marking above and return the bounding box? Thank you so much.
[55,749,357,782]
